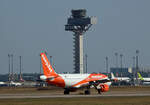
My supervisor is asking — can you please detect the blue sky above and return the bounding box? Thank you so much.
[0,0,150,74]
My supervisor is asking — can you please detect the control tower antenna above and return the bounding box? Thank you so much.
[65,9,97,74]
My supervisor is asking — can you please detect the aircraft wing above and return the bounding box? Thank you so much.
[89,79,111,85]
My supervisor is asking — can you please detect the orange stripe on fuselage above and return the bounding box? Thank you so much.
[72,73,107,87]
[47,76,65,88]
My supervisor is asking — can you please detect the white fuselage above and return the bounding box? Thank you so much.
[59,74,90,88]
[41,73,111,88]
[142,78,150,82]
[113,77,130,82]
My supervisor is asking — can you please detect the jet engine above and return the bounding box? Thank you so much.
[40,75,47,81]
[99,84,109,92]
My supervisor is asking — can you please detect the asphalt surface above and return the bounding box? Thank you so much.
[0,91,150,99]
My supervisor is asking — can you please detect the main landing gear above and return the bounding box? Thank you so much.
[84,90,91,95]
[92,83,101,94]
[97,89,101,94]
[64,86,101,95]
[64,89,70,94]
[84,86,91,95]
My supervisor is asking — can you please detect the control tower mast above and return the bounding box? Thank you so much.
[65,9,97,74]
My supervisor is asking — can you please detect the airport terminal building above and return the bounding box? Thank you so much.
[110,67,133,77]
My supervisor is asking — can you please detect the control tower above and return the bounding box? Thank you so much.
[65,9,97,74]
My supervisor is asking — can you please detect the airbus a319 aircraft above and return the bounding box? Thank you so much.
[40,52,111,94]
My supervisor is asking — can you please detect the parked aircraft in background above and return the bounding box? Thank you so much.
[0,81,7,87]
[137,72,150,85]
[9,81,22,86]
[110,72,130,82]
[40,52,111,94]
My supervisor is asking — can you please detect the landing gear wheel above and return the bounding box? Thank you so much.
[85,90,90,95]
[64,89,70,95]
[97,89,101,94]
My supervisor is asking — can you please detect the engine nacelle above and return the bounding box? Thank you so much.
[40,75,47,81]
[100,84,109,92]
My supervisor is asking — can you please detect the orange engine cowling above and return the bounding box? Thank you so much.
[100,84,109,92]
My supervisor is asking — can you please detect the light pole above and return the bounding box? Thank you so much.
[85,54,88,73]
[19,56,23,81]
[136,50,139,85]
[11,54,14,82]
[106,56,108,76]
[115,53,118,68]
[120,54,123,68]
[50,56,52,64]
[120,54,123,77]
[8,54,11,84]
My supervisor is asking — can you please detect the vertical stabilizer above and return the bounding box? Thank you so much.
[137,72,144,80]
[111,72,115,79]
[40,53,58,77]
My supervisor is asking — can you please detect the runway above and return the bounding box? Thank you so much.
[0,92,150,99]
[0,87,150,99]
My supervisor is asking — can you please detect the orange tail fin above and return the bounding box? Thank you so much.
[40,53,58,77]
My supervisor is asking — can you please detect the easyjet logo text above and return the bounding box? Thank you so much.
[42,54,52,72]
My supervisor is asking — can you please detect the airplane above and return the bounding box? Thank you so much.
[110,72,130,82]
[9,81,22,86]
[137,72,150,85]
[40,52,111,94]
[19,75,25,82]
[0,82,7,87]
